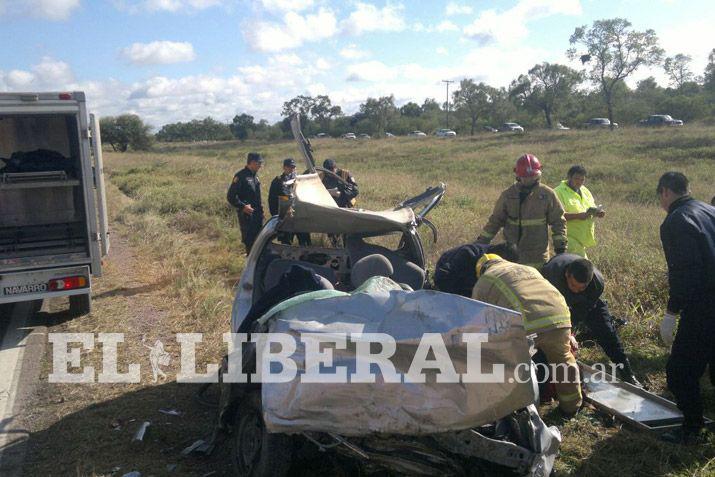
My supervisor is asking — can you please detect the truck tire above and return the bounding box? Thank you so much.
[69,293,91,317]
[231,390,292,477]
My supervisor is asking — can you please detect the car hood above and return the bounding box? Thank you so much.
[278,173,417,234]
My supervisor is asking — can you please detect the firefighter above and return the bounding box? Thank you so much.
[227,152,264,255]
[554,165,604,257]
[657,172,715,444]
[541,254,641,386]
[475,154,567,269]
[320,158,358,208]
[472,254,582,416]
[268,158,310,246]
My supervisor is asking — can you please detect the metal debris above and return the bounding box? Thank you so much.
[159,408,182,416]
[132,421,151,442]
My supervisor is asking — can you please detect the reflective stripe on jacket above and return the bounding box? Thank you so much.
[472,258,571,334]
[479,182,567,267]
[554,180,596,253]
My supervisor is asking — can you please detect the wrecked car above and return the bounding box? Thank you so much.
[215,116,561,476]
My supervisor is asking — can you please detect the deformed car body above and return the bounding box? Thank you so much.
[639,114,683,127]
[216,116,561,477]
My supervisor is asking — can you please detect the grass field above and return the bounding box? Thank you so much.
[53,125,715,475]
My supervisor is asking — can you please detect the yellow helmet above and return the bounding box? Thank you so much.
[476,253,501,278]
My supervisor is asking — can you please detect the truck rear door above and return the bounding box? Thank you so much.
[89,113,110,257]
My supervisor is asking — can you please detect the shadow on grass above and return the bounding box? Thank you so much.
[93,278,173,300]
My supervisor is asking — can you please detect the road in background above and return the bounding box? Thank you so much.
[0,301,47,477]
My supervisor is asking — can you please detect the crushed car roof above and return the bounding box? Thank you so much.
[278,173,416,234]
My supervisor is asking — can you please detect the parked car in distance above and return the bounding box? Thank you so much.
[314,132,329,138]
[385,132,395,137]
[341,132,357,139]
[358,133,371,139]
[499,122,525,133]
[639,114,683,126]
[408,130,427,137]
[482,126,498,133]
[435,128,457,137]
[584,118,618,129]
[554,122,570,130]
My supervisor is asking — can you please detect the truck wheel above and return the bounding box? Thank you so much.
[69,294,91,317]
[231,390,292,477]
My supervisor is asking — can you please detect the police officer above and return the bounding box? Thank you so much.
[657,172,715,444]
[541,254,641,385]
[227,152,264,254]
[476,154,567,269]
[268,158,310,246]
[320,158,358,208]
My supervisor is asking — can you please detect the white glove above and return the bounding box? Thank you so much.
[660,312,677,347]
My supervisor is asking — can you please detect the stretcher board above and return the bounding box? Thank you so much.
[580,362,713,433]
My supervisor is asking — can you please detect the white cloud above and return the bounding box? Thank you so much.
[342,2,406,35]
[259,0,313,12]
[5,70,36,88]
[445,2,472,16]
[340,44,370,59]
[121,41,196,65]
[436,20,459,32]
[464,0,582,46]
[0,0,80,20]
[436,47,448,56]
[346,61,398,82]
[244,8,338,52]
[316,58,331,70]
[270,53,302,66]
[116,0,223,13]
[32,56,75,84]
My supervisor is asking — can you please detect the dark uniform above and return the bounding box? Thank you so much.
[320,166,358,208]
[227,167,263,254]
[541,254,635,380]
[660,196,715,432]
[268,170,310,246]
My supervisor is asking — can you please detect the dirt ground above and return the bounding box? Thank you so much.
[20,220,233,477]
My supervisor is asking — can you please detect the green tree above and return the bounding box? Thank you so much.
[399,102,422,117]
[510,63,582,128]
[359,95,397,136]
[421,98,441,115]
[452,79,489,135]
[568,18,664,128]
[309,95,342,131]
[100,114,152,151]
[230,113,256,141]
[663,53,694,89]
[704,48,715,93]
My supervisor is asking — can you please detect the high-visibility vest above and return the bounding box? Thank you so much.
[472,258,571,334]
[554,180,597,252]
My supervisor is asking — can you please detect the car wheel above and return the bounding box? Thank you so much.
[69,293,91,317]
[231,390,292,477]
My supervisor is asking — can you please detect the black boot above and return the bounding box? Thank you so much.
[619,359,643,387]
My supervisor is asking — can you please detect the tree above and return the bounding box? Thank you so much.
[309,95,342,130]
[359,95,397,136]
[664,53,694,89]
[510,63,582,128]
[704,48,715,93]
[281,95,314,119]
[568,18,664,128]
[230,113,256,140]
[452,79,489,135]
[399,102,422,117]
[421,98,441,115]
[100,114,152,151]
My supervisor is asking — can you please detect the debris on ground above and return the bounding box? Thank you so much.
[132,421,151,442]
[181,438,213,456]
[159,408,182,416]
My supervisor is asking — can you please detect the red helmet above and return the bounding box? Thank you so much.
[514,154,542,178]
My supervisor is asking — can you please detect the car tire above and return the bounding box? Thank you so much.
[69,293,91,317]
[231,390,292,477]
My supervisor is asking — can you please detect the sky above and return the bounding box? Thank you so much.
[0,0,713,127]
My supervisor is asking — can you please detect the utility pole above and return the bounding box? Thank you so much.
[442,79,454,129]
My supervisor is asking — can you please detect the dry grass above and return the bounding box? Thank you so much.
[23,125,715,476]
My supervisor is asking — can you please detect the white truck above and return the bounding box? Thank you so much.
[0,91,108,316]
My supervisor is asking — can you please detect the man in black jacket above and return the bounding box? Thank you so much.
[541,254,640,385]
[321,159,358,208]
[268,158,310,246]
[227,152,264,254]
[657,172,715,443]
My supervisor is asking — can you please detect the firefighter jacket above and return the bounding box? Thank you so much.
[472,258,572,334]
[660,196,715,314]
[554,180,597,256]
[479,182,567,268]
